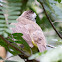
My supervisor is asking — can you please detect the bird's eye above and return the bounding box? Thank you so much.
[30,10,33,12]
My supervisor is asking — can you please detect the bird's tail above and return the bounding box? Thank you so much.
[37,43,46,52]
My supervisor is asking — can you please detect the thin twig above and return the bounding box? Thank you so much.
[47,44,56,48]
[39,1,62,39]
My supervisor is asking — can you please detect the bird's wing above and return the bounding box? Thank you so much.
[31,30,46,52]
[23,23,46,52]
[10,23,33,48]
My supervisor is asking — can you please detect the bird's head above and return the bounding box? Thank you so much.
[21,10,36,22]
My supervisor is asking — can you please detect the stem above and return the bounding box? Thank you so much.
[47,44,56,48]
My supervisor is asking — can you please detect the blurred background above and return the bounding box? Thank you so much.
[0,0,62,45]
[0,0,62,62]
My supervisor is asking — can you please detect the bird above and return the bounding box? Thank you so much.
[10,10,46,52]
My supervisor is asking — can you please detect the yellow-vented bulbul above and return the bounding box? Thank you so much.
[10,10,46,52]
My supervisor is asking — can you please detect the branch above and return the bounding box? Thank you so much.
[0,35,39,62]
[0,35,29,57]
[39,1,62,39]
[47,44,56,48]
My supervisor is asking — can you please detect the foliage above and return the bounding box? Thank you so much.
[40,46,62,62]
[54,0,61,3]
[0,0,62,62]
[28,50,47,60]
[40,0,62,21]
[29,46,62,62]
[0,0,21,38]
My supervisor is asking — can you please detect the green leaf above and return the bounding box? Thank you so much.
[3,32,8,38]
[8,12,20,15]
[0,11,3,14]
[8,7,21,10]
[58,0,61,3]
[5,60,17,62]
[0,0,21,38]
[8,20,18,23]
[5,29,13,33]
[7,25,15,28]
[12,33,30,51]
[29,52,42,60]
[8,3,22,6]
[0,1,6,5]
[54,0,58,1]
[7,0,22,2]
[8,16,18,19]
[0,15,5,18]
[37,0,44,2]
[0,20,6,23]
[15,41,23,44]
[40,46,62,62]
[0,24,6,27]
[29,50,47,60]
[7,44,21,55]
[37,0,40,2]
[12,33,23,36]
